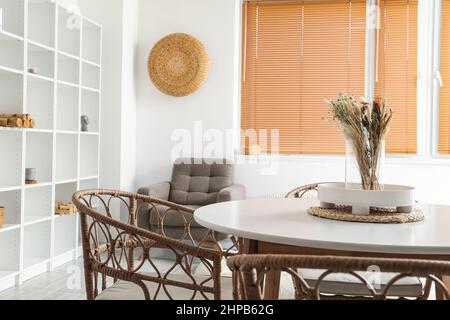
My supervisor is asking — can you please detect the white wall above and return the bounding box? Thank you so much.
[135,0,239,187]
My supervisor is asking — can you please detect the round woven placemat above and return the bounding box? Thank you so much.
[308,206,424,224]
[148,33,208,97]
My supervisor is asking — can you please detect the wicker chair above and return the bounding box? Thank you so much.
[285,183,428,299]
[73,189,236,300]
[228,254,450,300]
[285,183,323,199]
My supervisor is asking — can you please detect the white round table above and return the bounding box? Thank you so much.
[195,198,450,299]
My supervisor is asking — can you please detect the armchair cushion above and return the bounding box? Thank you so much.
[137,182,171,201]
[169,158,234,206]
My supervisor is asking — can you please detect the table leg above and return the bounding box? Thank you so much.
[264,270,281,300]
[436,276,450,300]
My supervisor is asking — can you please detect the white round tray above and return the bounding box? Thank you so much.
[318,183,416,215]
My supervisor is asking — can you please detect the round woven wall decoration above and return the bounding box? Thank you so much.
[148,33,209,97]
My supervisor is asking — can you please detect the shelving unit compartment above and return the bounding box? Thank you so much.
[0,229,20,275]
[26,78,54,130]
[54,214,77,256]
[0,37,23,71]
[56,133,77,182]
[0,189,21,227]
[0,0,25,37]
[25,131,53,184]
[23,220,51,268]
[57,53,79,84]
[0,131,22,187]
[28,0,55,47]
[0,73,23,115]
[24,185,52,223]
[82,19,100,64]
[79,178,98,190]
[58,9,80,56]
[28,43,54,79]
[57,83,79,131]
[81,62,100,90]
[80,135,98,178]
[55,181,77,204]
[81,89,99,132]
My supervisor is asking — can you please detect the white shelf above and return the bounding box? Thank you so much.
[80,135,99,178]
[23,221,51,268]
[28,0,55,48]
[28,72,53,83]
[0,0,25,38]
[0,2,102,293]
[54,214,77,256]
[0,65,22,75]
[0,131,23,186]
[0,71,23,116]
[0,29,24,41]
[57,53,79,85]
[57,79,78,89]
[24,181,52,189]
[26,131,53,183]
[24,185,52,225]
[81,86,100,93]
[0,185,21,193]
[27,78,54,130]
[82,59,100,68]
[56,133,78,182]
[24,216,51,227]
[82,18,101,64]
[0,34,23,71]
[58,49,79,61]
[82,61,100,89]
[81,89,100,133]
[28,42,55,79]
[57,83,78,131]
[55,178,78,185]
[58,8,80,57]
[0,224,20,234]
[0,228,20,274]
[28,39,54,53]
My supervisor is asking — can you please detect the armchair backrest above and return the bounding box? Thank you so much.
[170,158,234,206]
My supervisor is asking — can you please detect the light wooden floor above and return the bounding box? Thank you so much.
[0,259,87,300]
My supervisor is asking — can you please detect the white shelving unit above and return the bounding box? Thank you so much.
[0,0,102,291]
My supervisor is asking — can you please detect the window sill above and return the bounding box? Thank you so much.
[235,153,450,167]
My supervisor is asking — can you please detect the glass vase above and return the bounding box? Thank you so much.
[345,139,385,191]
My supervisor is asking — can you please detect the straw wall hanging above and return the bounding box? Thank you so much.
[148,33,209,97]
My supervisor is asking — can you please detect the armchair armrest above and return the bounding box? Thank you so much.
[217,184,246,203]
[137,182,171,201]
[137,182,171,231]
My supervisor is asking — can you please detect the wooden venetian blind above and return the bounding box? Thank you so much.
[439,0,450,154]
[375,0,418,154]
[241,0,366,155]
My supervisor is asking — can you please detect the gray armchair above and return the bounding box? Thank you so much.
[137,158,246,241]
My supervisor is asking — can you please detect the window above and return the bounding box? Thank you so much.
[375,0,418,154]
[439,0,450,154]
[241,0,418,155]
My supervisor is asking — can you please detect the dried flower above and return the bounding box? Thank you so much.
[325,93,393,190]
